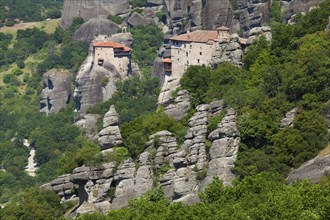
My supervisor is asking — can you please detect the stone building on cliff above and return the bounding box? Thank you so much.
[162,26,230,78]
[93,41,132,77]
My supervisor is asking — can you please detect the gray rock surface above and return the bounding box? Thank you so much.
[40,69,72,114]
[280,108,297,129]
[61,0,130,28]
[281,0,324,22]
[287,154,330,183]
[202,108,240,188]
[45,101,240,214]
[98,106,123,150]
[74,114,101,140]
[73,18,119,42]
[164,90,190,121]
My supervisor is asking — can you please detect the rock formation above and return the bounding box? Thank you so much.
[73,33,136,114]
[40,69,72,114]
[73,18,119,42]
[44,100,240,214]
[202,108,240,188]
[210,33,245,67]
[287,154,330,183]
[280,108,297,129]
[164,90,190,121]
[97,106,123,150]
[281,0,324,22]
[74,114,101,140]
[61,0,130,28]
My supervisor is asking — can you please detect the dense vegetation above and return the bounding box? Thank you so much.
[0,17,90,204]
[0,0,330,219]
[130,25,164,74]
[0,0,63,27]
[180,2,330,179]
[78,174,330,220]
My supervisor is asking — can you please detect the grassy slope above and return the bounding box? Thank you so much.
[0,19,60,92]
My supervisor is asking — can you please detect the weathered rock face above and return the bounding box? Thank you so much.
[73,54,120,114]
[202,108,240,188]
[164,90,190,121]
[74,114,101,140]
[45,100,238,213]
[61,0,130,28]
[281,0,324,22]
[40,69,72,114]
[74,33,136,114]
[210,33,244,67]
[73,18,119,42]
[287,154,330,183]
[280,108,297,129]
[98,106,123,150]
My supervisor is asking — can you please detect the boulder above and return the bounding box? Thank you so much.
[73,18,119,42]
[165,90,191,121]
[40,69,72,114]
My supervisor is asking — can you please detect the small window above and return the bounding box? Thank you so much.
[200,52,202,55]
[187,61,189,64]
[197,59,200,63]
[186,52,188,57]
[190,45,192,49]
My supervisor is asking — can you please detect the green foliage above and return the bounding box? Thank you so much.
[129,0,147,8]
[180,65,211,108]
[0,187,64,220]
[101,76,110,87]
[273,110,328,168]
[0,0,62,25]
[207,110,226,133]
[121,111,187,158]
[156,12,167,23]
[271,0,282,23]
[77,173,330,220]
[88,75,160,125]
[131,25,163,73]
[107,15,123,24]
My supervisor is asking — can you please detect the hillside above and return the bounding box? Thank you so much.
[0,0,330,219]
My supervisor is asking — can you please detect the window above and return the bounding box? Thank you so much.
[190,45,192,49]
[186,52,188,57]
[200,52,202,55]
[187,61,189,64]
[197,59,200,63]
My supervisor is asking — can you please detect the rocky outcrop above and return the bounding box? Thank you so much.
[40,69,72,114]
[164,90,190,121]
[98,106,123,150]
[73,54,120,114]
[202,108,240,188]
[281,0,324,22]
[280,108,297,129]
[74,114,100,140]
[61,0,130,28]
[287,154,330,183]
[73,18,119,42]
[210,33,244,67]
[246,26,272,44]
[45,100,239,214]
[73,32,136,114]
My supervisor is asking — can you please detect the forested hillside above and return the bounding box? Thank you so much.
[0,0,62,27]
[0,0,330,219]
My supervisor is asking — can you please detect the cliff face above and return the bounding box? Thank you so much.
[43,100,241,214]
[61,0,324,35]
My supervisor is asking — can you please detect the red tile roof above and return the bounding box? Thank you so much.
[162,58,172,63]
[93,42,131,51]
[170,30,219,43]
